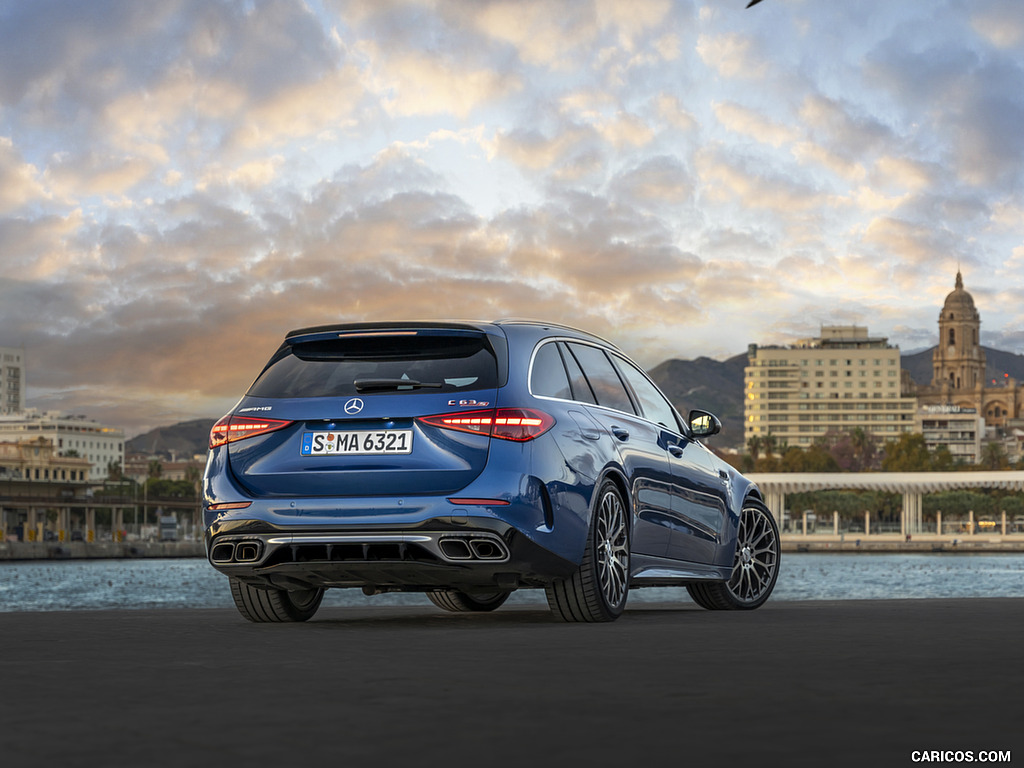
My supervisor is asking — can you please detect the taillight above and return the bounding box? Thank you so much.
[209,415,293,448]
[418,408,555,442]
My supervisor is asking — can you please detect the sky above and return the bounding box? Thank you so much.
[1,0,1024,438]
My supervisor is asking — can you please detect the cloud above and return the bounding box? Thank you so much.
[491,124,599,174]
[696,32,766,79]
[791,142,866,182]
[465,0,676,70]
[358,42,520,119]
[696,148,821,213]
[796,94,893,159]
[609,156,693,207]
[970,1,1024,49]
[714,102,799,148]
[43,151,155,199]
[859,216,954,269]
[0,137,48,213]
[655,94,697,132]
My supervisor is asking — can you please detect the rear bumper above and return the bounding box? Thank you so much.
[205,517,578,592]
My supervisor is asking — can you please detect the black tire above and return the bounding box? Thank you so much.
[546,479,630,622]
[228,577,325,622]
[426,589,511,613]
[688,499,780,610]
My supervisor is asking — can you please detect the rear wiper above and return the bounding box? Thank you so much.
[354,378,444,392]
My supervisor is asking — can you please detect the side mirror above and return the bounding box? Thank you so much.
[688,409,722,438]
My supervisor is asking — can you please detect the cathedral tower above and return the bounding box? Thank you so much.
[932,271,985,390]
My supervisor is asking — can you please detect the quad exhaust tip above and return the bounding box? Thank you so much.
[210,540,263,564]
[438,536,508,561]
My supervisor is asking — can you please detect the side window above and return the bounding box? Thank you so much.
[612,355,681,432]
[559,343,597,404]
[566,343,635,414]
[531,342,572,399]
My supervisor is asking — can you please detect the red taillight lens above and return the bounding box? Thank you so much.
[209,416,293,448]
[418,408,554,442]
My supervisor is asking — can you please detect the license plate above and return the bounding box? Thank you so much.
[301,430,413,456]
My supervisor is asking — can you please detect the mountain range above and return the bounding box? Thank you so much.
[128,345,1024,458]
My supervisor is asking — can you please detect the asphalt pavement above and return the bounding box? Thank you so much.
[2,598,1021,768]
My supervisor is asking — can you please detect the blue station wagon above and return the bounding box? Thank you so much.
[202,320,780,622]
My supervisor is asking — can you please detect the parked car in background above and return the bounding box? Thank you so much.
[203,320,780,622]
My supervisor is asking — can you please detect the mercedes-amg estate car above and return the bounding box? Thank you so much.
[203,320,780,622]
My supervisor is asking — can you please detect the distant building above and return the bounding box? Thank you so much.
[744,325,917,447]
[0,436,92,484]
[911,271,1023,430]
[915,405,984,464]
[123,455,203,486]
[1,346,25,415]
[1002,418,1024,465]
[0,411,124,482]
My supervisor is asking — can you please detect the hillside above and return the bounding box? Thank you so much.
[126,418,216,459]
[647,353,748,450]
[900,346,1024,387]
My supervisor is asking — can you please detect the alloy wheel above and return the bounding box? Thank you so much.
[595,486,629,608]
[727,504,779,604]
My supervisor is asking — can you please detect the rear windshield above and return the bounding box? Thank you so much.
[247,334,499,399]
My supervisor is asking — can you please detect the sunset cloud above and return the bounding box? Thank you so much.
[0,0,1022,437]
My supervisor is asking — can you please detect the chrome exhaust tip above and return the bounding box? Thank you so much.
[210,542,236,563]
[235,541,263,562]
[469,538,505,560]
[438,538,474,560]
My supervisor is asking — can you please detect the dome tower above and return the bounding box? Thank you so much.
[932,271,985,390]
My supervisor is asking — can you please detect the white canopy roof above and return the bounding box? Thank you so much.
[746,471,1024,495]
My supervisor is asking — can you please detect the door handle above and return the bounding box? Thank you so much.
[610,426,630,441]
[668,445,684,458]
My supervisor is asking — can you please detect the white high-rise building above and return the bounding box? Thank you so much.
[1,347,25,415]
[744,326,918,447]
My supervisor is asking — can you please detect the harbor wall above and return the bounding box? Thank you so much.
[0,540,204,560]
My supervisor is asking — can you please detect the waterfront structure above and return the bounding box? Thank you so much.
[1,346,25,415]
[744,326,917,448]
[912,271,1023,429]
[748,470,1024,538]
[0,436,95,541]
[915,405,984,464]
[0,410,124,482]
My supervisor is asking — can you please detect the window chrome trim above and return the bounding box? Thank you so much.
[528,338,690,438]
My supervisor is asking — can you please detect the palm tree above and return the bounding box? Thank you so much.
[980,442,1008,470]
[849,427,877,472]
[184,463,202,498]
[747,435,764,461]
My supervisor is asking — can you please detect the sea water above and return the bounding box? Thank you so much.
[1,553,1023,613]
